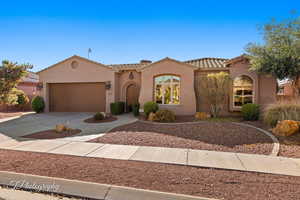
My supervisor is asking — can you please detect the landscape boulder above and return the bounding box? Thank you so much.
[148,112,156,121]
[195,112,211,120]
[272,120,299,137]
[55,124,67,133]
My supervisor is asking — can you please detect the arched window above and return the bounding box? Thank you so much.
[154,75,180,104]
[233,75,254,107]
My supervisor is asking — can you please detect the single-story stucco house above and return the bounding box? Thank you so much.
[37,55,277,115]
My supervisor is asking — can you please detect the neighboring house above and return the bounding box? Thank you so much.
[277,82,292,96]
[17,71,39,98]
[37,55,277,115]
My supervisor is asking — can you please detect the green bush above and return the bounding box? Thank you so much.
[132,103,140,116]
[264,102,300,127]
[16,90,29,106]
[5,88,24,105]
[241,103,260,121]
[153,109,176,122]
[110,101,125,115]
[31,96,45,113]
[94,112,105,120]
[143,101,159,116]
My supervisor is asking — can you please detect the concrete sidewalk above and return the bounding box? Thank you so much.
[0,171,215,200]
[0,137,300,177]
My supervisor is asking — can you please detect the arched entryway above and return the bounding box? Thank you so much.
[126,83,139,111]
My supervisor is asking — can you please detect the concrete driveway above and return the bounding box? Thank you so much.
[0,113,137,142]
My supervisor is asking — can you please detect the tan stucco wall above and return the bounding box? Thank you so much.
[139,59,197,115]
[258,74,277,108]
[38,57,116,112]
[117,70,141,102]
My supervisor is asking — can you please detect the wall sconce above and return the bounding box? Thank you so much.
[129,72,134,80]
[105,81,111,90]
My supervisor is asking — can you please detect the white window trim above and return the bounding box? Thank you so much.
[154,75,180,105]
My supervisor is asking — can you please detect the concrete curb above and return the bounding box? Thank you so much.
[0,171,216,200]
[233,122,280,156]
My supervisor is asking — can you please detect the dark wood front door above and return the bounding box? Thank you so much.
[126,84,139,107]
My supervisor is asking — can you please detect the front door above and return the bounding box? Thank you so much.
[126,84,139,111]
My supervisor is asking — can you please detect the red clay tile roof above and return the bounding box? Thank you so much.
[109,57,229,70]
[184,57,228,68]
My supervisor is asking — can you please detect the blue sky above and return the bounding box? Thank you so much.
[0,0,299,72]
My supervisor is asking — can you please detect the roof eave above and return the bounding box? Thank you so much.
[37,55,111,74]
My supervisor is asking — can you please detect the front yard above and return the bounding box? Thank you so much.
[1,111,300,200]
[0,149,299,200]
[90,121,274,155]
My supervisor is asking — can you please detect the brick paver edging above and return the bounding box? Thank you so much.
[0,171,215,200]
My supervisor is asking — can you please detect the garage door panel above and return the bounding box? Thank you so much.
[49,83,106,112]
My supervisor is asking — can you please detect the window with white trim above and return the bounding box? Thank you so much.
[233,75,254,107]
[154,75,180,105]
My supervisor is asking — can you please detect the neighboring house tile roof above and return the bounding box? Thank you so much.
[21,71,39,83]
[184,57,228,68]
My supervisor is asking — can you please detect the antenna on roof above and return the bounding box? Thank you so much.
[88,48,92,59]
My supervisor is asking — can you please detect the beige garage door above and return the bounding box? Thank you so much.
[49,83,106,112]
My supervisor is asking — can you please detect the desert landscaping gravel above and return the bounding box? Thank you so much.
[0,149,299,200]
[90,121,274,155]
[245,121,300,158]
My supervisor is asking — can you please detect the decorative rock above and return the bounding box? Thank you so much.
[55,124,66,133]
[100,112,106,118]
[194,112,210,120]
[148,112,156,121]
[272,120,299,137]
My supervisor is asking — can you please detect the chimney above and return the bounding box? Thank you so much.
[140,60,152,64]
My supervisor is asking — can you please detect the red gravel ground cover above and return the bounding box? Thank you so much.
[83,116,117,123]
[139,115,242,123]
[139,115,197,123]
[22,129,81,139]
[0,112,23,119]
[245,121,300,158]
[90,121,274,155]
[0,149,299,200]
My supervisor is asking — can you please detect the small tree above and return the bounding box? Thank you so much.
[200,72,230,118]
[246,15,300,96]
[0,60,32,106]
